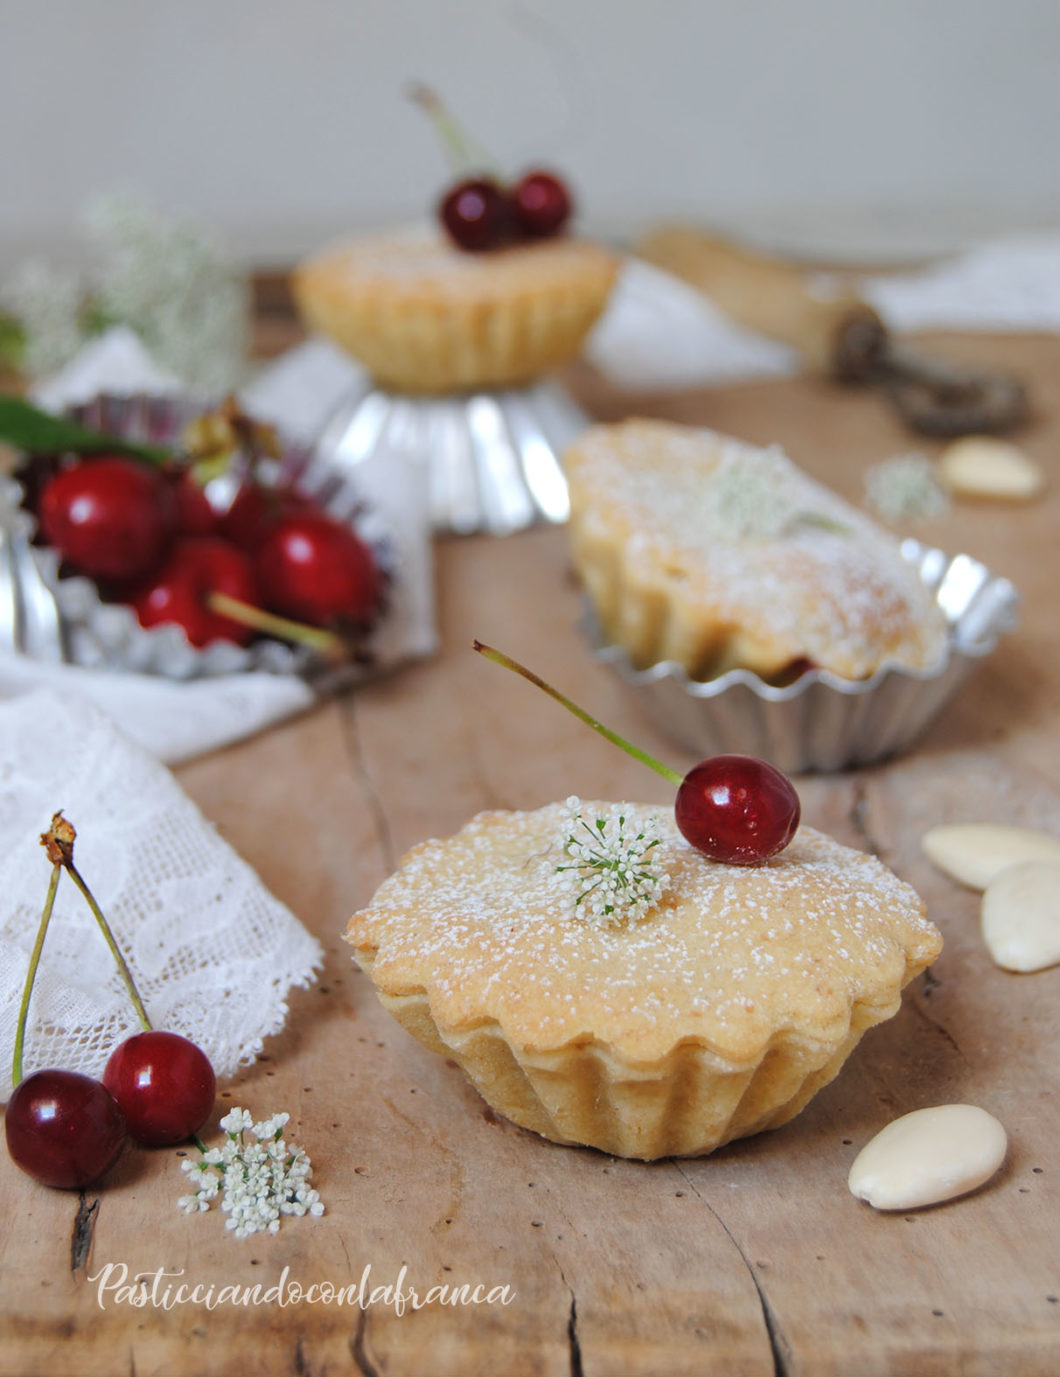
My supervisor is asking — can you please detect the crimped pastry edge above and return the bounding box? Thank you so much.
[293,241,619,393]
[349,944,929,1159]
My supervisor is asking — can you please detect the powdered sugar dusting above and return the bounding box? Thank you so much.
[567,421,948,680]
[346,803,940,1064]
[317,227,617,302]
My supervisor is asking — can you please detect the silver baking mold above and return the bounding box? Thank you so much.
[313,378,587,536]
[587,540,1019,773]
[1,392,396,685]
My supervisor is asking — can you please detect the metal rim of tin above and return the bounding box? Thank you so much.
[586,539,1020,773]
[3,392,397,685]
[312,377,589,537]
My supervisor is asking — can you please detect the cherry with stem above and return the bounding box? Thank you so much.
[45,816,217,1147]
[472,641,801,866]
[6,820,127,1189]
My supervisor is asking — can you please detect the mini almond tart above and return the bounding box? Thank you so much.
[563,419,949,683]
[293,227,620,394]
[345,802,941,1159]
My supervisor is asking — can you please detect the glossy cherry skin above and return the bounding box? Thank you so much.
[38,456,174,582]
[217,482,310,553]
[674,755,801,865]
[511,170,572,238]
[171,473,216,538]
[256,511,380,627]
[5,1069,126,1189]
[103,1031,216,1147]
[132,536,259,647]
[439,177,509,251]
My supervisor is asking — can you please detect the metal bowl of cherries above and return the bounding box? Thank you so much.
[1,393,392,681]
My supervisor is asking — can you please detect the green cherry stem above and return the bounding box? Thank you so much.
[11,862,62,1088]
[41,813,153,1034]
[472,641,684,787]
[407,82,502,178]
[207,592,346,660]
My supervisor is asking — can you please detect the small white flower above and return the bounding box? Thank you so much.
[558,799,670,927]
[177,1107,324,1238]
[865,453,950,523]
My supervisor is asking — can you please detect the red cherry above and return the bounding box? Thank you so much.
[217,483,310,553]
[674,755,801,865]
[439,177,510,251]
[256,511,380,627]
[103,1031,215,1147]
[38,456,174,581]
[511,170,572,238]
[172,473,216,537]
[132,536,259,647]
[5,1069,126,1189]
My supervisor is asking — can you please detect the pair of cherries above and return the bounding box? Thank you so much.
[440,170,572,252]
[4,817,217,1190]
[6,1032,216,1190]
[34,455,380,648]
[410,82,573,252]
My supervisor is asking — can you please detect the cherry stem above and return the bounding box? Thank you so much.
[11,862,62,1087]
[407,81,502,178]
[62,861,153,1034]
[207,592,345,659]
[472,641,684,787]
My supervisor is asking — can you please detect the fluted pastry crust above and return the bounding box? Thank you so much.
[345,803,940,1158]
[294,228,619,393]
[563,419,949,683]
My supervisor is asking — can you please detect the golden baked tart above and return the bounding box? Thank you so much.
[345,800,941,1159]
[293,227,619,394]
[563,419,948,684]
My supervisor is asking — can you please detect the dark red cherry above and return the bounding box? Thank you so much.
[103,1031,215,1147]
[132,536,259,647]
[38,456,174,581]
[511,170,572,238]
[439,177,509,251]
[172,473,216,537]
[5,1069,126,1189]
[256,511,380,627]
[217,482,310,553]
[675,755,801,865]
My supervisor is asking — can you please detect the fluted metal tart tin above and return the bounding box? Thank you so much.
[313,377,588,537]
[0,392,397,685]
[587,540,1019,773]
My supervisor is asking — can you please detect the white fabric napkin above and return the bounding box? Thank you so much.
[0,690,323,1099]
[0,328,435,763]
[585,234,1060,390]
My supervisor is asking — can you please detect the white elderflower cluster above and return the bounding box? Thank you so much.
[864,452,950,523]
[558,797,669,927]
[0,191,247,389]
[704,444,797,538]
[703,443,850,541]
[85,192,248,392]
[1,260,84,375]
[178,1107,324,1238]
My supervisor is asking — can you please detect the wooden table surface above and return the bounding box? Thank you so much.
[2,332,1058,1376]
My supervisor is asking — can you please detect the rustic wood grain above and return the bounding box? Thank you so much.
[1,333,1058,1375]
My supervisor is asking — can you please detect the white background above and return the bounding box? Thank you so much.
[1,0,1057,266]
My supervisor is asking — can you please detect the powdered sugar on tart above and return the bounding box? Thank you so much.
[564,420,949,682]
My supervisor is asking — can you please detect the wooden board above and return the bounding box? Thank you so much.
[1,334,1058,1375]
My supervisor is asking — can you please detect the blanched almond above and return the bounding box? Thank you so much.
[981,859,1060,972]
[921,823,1060,891]
[849,1105,1007,1211]
[937,436,1044,500]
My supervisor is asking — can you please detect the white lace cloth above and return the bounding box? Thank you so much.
[0,690,323,1101]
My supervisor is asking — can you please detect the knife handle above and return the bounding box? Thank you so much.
[636,226,887,379]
